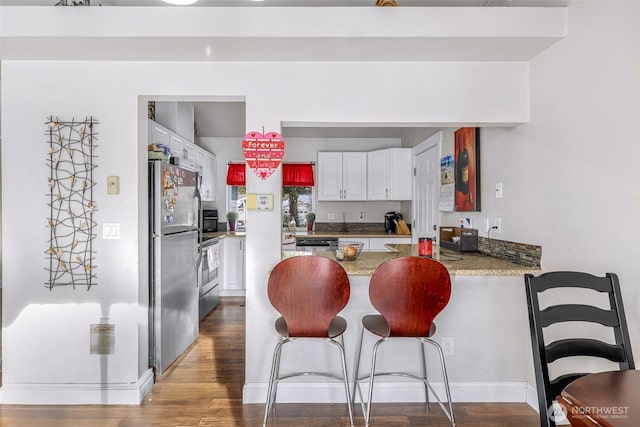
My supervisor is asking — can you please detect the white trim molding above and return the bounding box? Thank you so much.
[0,369,154,405]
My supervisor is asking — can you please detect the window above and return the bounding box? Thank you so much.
[226,163,246,231]
[228,185,247,230]
[282,163,315,229]
[282,186,313,229]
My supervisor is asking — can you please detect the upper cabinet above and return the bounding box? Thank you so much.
[154,101,195,142]
[149,119,171,147]
[317,152,367,201]
[148,118,217,201]
[367,148,412,201]
[200,152,217,202]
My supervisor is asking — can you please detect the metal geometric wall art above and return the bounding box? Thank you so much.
[45,116,98,290]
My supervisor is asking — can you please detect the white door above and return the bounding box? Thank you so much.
[413,144,439,243]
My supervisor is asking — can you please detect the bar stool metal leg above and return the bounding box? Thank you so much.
[351,322,365,406]
[423,337,456,427]
[330,335,355,426]
[363,338,385,427]
[419,339,430,410]
[263,338,289,427]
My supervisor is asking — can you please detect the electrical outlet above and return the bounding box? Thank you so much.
[442,337,454,356]
[495,182,503,198]
[494,218,502,234]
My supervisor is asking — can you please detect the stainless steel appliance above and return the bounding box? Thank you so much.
[149,159,201,374]
[199,237,221,319]
[384,211,403,233]
[202,209,218,233]
[295,236,339,252]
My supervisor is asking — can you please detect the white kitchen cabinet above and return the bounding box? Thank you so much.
[195,146,206,170]
[317,152,367,201]
[367,148,412,200]
[148,119,171,147]
[339,237,370,251]
[222,237,245,294]
[168,132,188,159]
[198,151,217,202]
[369,237,412,252]
[154,101,195,142]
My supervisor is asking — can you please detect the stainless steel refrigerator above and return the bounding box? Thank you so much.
[149,159,201,374]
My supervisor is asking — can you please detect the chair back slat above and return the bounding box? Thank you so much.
[545,338,628,364]
[540,304,619,327]
[369,257,451,337]
[268,256,350,337]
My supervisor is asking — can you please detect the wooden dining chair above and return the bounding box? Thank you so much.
[263,255,354,427]
[525,271,635,427]
[352,256,455,427]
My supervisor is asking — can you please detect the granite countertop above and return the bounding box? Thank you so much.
[297,231,412,238]
[202,231,245,241]
[284,244,540,276]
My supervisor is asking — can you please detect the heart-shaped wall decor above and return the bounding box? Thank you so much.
[242,131,285,180]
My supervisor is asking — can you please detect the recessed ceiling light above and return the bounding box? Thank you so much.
[162,0,199,5]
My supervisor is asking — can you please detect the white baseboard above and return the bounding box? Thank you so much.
[526,382,539,411]
[244,380,532,404]
[0,369,154,405]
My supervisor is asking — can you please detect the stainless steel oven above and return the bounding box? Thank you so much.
[199,237,221,320]
[295,236,338,252]
[202,209,218,233]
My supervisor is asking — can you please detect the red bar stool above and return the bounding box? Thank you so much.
[352,256,455,427]
[263,255,354,427]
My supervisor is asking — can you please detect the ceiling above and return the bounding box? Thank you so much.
[6,0,567,138]
[0,0,569,6]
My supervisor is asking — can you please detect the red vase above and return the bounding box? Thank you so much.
[228,220,236,232]
[307,221,314,232]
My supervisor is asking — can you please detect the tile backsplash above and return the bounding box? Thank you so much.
[478,237,541,267]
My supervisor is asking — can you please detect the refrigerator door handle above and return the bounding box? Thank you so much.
[195,176,203,270]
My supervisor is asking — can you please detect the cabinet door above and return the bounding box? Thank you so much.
[223,238,245,291]
[342,152,367,200]
[183,141,196,161]
[205,152,217,201]
[169,133,187,159]
[387,148,412,200]
[149,120,171,147]
[367,149,389,200]
[317,152,343,201]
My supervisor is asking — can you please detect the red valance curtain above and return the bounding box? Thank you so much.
[226,162,314,186]
[283,163,315,187]
[226,163,246,186]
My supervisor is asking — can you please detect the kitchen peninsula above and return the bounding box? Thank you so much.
[245,243,541,405]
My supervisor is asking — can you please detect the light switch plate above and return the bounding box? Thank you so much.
[107,176,120,195]
[103,223,120,239]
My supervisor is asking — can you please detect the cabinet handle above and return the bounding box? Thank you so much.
[385,188,389,198]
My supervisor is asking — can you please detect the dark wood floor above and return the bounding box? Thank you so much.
[0,297,540,426]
